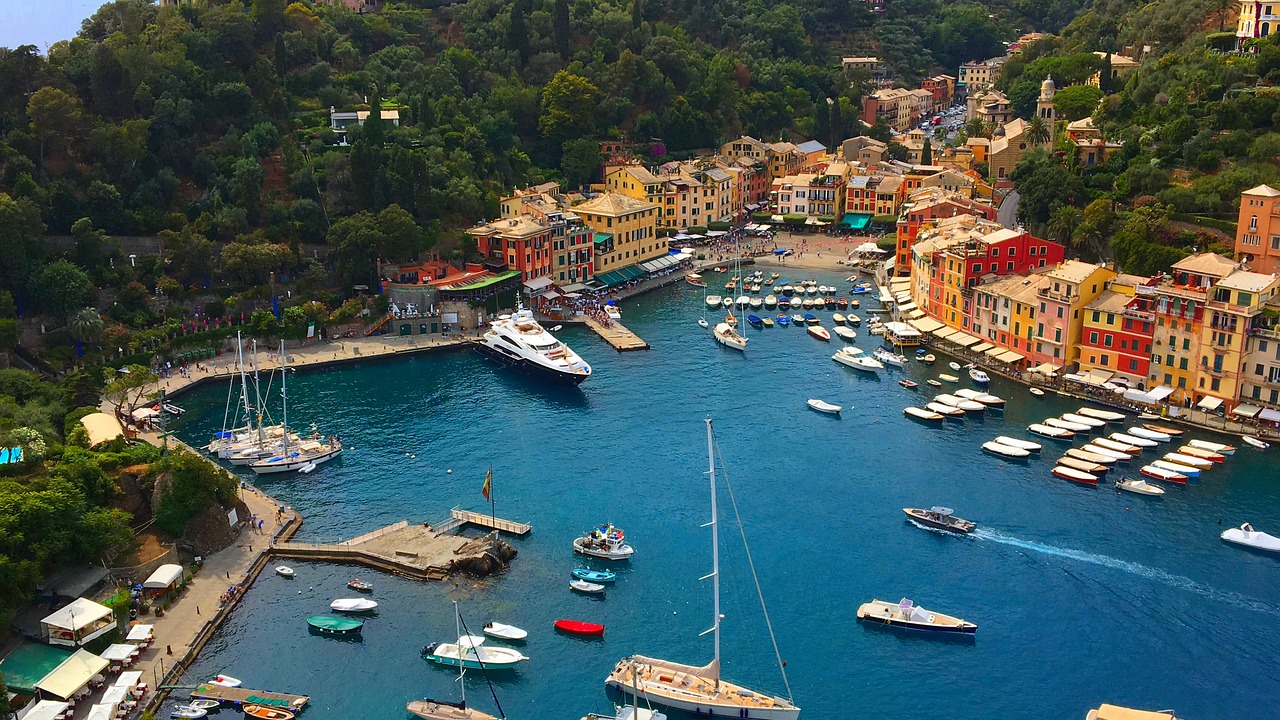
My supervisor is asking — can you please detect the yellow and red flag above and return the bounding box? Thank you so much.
[481,468,492,500]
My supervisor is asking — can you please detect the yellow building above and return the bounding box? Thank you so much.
[573,193,661,275]
[1196,270,1280,411]
[1151,253,1236,406]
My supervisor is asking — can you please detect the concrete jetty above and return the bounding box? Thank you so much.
[583,316,649,351]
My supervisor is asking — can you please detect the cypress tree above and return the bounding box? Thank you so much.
[508,0,530,63]
[920,137,932,165]
[364,90,386,146]
[554,0,571,61]
[632,0,643,28]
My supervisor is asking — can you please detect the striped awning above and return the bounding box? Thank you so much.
[983,345,1005,358]
[971,342,995,353]
[996,349,1025,363]
[910,316,944,333]
[948,332,981,347]
[1231,403,1262,418]
[932,327,957,339]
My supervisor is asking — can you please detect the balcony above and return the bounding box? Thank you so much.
[1123,308,1155,322]
[1036,287,1073,302]
[1249,325,1280,341]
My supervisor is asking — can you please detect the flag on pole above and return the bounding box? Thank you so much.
[481,468,492,500]
[306,322,316,339]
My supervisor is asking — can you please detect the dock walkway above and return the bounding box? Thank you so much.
[583,316,649,351]
[449,507,531,535]
[190,683,309,710]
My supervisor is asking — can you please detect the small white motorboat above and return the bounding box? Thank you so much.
[926,379,942,387]
[275,566,295,578]
[807,399,842,415]
[171,706,207,719]
[872,347,908,367]
[925,401,964,417]
[807,325,832,342]
[1060,412,1106,429]
[1242,435,1270,449]
[994,436,1041,453]
[570,580,606,595]
[856,598,976,634]
[1162,452,1212,469]
[1220,523,1280,553]
[1045,417,1091,433]
[1081,444,1132,463]
[935,394,985,413]
[706,295,723,308]
[1151,459,1201,477]
[1126,427,1171,442]
[968,367,990,385]
[1028,423,1073,439]
[948,362,962,371]
[209,675,241,688]
[1052,465,1098,485]
[832,348,883,372]
[1140,464,1187,483]
[983,441,1029,458]
[1029,387,1046,396]
[833,326,857,341]
[330,598,378,613]
[1111,432,1157,448]
[1176,445,1225,462]
[1116,478,1165,496]
[903,406,945,422]
[955,389,1005,408]
[1077,407,1126,423]
[697,318,709,328]
[483,622,528,640]
[937,373,959,383]
[845,313,862,326]
[188,700,220,711]
[162,403,185,416]
[1066,448,1117,465]
[1094,437,1140,455]
[1187,439,1236,455]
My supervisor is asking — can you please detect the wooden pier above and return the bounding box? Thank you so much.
[448,507,531,535]
[583,316,649,351]
[190,683,310,710]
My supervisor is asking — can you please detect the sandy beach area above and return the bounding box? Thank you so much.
[749,234,890,272]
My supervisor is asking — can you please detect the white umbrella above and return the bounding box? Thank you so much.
[855,242,886,254]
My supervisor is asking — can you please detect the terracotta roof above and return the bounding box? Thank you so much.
[575,192,658,216]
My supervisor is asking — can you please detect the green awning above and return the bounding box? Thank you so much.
[597,271,626,286]
[840,213,871,229]
[619,265,644,279]
[593,232,613,245]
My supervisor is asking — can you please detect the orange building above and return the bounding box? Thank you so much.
[1235,184,1280,274]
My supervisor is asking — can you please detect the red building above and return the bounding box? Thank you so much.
[1078,277,1158,384]
[466,216,554,282]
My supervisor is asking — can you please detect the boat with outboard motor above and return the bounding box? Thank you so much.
[904,507,975,533]
[982,441,1029,458]
[856,598,977,634]
[832,347,883,372]
[1116,478,1165,496]
[1221,522,1280,553]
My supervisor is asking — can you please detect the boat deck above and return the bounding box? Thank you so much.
[270,519,506,581]
[583,316,649,351]
[190,683,309,710]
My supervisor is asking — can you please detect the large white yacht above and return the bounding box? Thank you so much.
[477,308,591,385]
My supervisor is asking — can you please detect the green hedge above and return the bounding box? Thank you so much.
[751,212,772,222]
[871,214,898,225]
[1172,212,1236,236]
[688,225,708,235]
[782,214,806,226]
[707,221,730,231]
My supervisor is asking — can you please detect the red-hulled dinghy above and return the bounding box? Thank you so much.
[554,619,604,637]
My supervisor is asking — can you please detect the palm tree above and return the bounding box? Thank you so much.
[68,308,105,344]
[1046,206,1083,247]
[1026,115,1050,147]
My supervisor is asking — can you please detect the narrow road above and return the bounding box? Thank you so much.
[998,190,1020,228]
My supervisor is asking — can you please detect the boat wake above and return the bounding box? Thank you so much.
[971,528,1280,615]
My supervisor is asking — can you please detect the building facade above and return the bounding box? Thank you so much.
[573,193,662,275]
[1235,183,1280,274]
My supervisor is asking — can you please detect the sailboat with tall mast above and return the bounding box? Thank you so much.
[408,601,502,720]
[605,419,799,720]
[712,243,748,351]
[248,341,342,474]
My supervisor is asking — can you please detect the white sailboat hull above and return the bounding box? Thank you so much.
[250,446,341,474]
[606,661,799,720]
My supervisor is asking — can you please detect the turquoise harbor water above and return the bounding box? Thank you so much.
[168,268,1280,720]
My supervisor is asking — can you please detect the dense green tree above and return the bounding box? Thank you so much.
[30,261,92,322]
[560,138,602,188]
[151,450,239,537]
[1053,84,1104,121]
[27,87,83,172]
[68,308,106,344]
[553,0,570,60]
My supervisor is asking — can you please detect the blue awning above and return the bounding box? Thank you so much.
[840,213,871,229]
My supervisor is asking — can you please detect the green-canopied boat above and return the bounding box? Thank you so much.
[307,615,364,635]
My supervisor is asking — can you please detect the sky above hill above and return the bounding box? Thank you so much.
[1,1,97,50]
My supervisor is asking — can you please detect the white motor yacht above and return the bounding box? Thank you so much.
[832,347,883,372]
[477,307,592,385]
[1221,523,1280,553]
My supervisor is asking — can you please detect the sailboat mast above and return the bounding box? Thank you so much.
[705,418,721,683]
[252,341,265,447]
[454,600,466,707]
[279,341,289,453]
[236,332,251,426]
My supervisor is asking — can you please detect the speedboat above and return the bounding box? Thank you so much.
[1243,435,1270,449]
[1060,412,1106,429]
[1187,439,1236,455]
[571,579,606,594]
[1111,432,1157,448]
[1077,407,1126,423]
[1144,423,1184,436]
[1058,456,1108,475]
[1045,417,1091,433]
[574,524,634,560]
[791,313,805,325]
[994,436,1041,453]
[275,566,295,578]
[934,394,985,413]
[1028,423,1073,439]
[925,401,964,417]
[903,507,976,533]
[1116,478,1165,496]
[856,598,976,634]
[477,307,591,385]
[903,406,944,421]
[1162,452,1212,468]
[1127,427,1171,442]
[899,379,918,389]
[425,636,529,670]
[1176,445,1225,462]
[807,325,831,342]
[1082,443,1132,462]
[330,598,378,613]
[832,347,882,372]
[833,326,857,341]
[572,568,617,583]
[483,622,528,640]
[807,398,842,414]
[1220,523,1280,553]
[982,441,1029,458]
[1052,465,1098,485]
[1140,465,1187,484]
[872,347,907,367]
[706,295,723,308]
[776,315,790,326]
[209,675,241,688]
[764,295,777,308]
[171,706,208,719]
[967,367,990,385]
